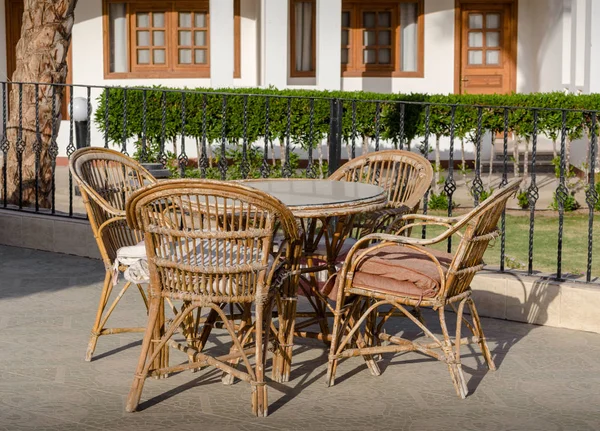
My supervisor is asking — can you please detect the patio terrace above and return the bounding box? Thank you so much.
[2,244,600,431]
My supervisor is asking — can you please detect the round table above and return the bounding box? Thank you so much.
[240,179,387,382]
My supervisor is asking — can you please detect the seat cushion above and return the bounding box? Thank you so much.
[350,244,454,299]
[114,238,274,294]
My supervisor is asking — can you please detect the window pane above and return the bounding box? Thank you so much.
[342,29,349,45]
[379,48,391,64]
[137,30,150,47]
[195,31,206,46]
[109,3,128,73]
[378,11,391,27]
[363,49,376,64]
[153,31,165,46]
[363,12,376,28]
[468,50,483,65]
[195,49,207,64]
[179,49,192,64]
[379,30,391,46]
[363,31,376,46]
[179,12,192,27]
[295,1,314,72]
[137,49,150,64]
[154,49,166,64]
[400,2,418,72]
[195,12,206,27]
[342,11,350,27]
[179,30,192,46]
[341,48,349,64]
[153,12,165,27]
[137,12,150,28]
[486,13,500,29]
[468,32,483,48]
[469,14,483,29]
[486,31,499,47]
[486,50,500,65]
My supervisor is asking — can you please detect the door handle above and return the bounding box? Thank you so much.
[461,77,469,82]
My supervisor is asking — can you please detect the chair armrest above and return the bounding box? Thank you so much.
[399,213,463,224]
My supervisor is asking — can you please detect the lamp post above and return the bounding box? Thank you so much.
[72,97,89,149]
[73,97,89,196]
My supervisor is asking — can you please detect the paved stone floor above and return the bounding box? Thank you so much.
[2,245,600,430]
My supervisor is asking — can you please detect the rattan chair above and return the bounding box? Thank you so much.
[69,147,157,361]
[295,150,433,341]
[124,179,302,417]
[329,149,433,238]
[327,178,521,398]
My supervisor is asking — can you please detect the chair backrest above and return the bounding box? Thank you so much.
[126,179,302,303]
[69,147,157,265]
[442,178,521,299]
[329,150,433,211]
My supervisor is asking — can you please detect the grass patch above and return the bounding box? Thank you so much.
[412,210,600,279]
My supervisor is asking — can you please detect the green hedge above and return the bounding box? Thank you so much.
[94,87,600,160]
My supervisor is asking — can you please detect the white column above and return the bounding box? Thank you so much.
[316,0,341,90]
[561,0,573,90]
[210,0,234,88]
[263,0,288,88]
[574,0,588,89]
[589,0,600,92]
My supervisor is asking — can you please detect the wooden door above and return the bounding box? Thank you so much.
[4,0,71,118]
[5,0,23,82]
[456,2,516,94]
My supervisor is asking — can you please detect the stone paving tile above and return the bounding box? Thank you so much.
[2,245,600,430]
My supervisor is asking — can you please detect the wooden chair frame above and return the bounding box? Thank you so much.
[328,149,433,237]
[295,150,433,342]
[69,147,157,361]
[327,178,521,398]
[124,179,302,417]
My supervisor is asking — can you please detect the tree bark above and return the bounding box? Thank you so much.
[4,0,77,208]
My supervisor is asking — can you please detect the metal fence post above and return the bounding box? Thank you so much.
[328,98,342,175]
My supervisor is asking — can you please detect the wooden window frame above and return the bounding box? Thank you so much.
[341,0,424,78]
[103,0,241,79]
[289,0,316,78]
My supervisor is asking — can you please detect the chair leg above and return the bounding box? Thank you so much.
[125,297,162,412]
[86,271,113,361]
[438,307,468,399]
[352,299,380,377]
[326,306,344,387]
[222,303,253,385]
[467,298,496,371]
[251,300,268,417]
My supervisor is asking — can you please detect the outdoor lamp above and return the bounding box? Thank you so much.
[72,97,90,150]
[73,97,90,196]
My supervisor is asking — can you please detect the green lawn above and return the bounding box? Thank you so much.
[412,211,600,279]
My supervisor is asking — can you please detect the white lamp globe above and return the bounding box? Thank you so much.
[72,97,89,122]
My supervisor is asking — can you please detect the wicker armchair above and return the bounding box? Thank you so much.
[124,179,302,417]
[69,147,157,361]
[327,178,521,398]
[329,150,433,238]
[294,150,433,341]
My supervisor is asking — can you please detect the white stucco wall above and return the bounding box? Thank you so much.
[2,0,597,161]
[516,0,564,93]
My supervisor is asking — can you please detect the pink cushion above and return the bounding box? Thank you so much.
[321,244,454,301]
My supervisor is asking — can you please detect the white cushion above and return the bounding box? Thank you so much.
[113,237,273,295]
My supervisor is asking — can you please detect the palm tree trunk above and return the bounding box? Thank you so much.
[523,138,529,181]
[488,133,495,188]
[5,0,77,208]
[460,138,467,187]
[434,135,441,193]
[513,137,520,177]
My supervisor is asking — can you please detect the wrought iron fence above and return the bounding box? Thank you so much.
[0,81,598,284]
